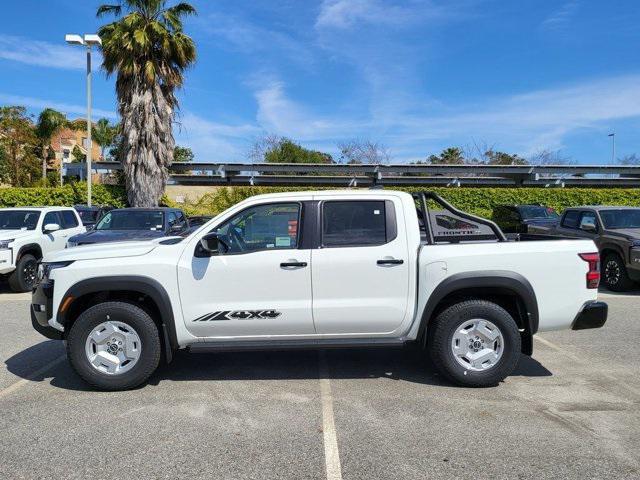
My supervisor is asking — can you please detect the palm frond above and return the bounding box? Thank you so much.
[96,4,122,18]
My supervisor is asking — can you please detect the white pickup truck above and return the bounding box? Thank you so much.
[31,190,607,390]
[0,207,85,292]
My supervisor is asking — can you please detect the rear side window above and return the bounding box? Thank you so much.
[562,210,580,229]
[322,201,390,247]
[60,210,79,228]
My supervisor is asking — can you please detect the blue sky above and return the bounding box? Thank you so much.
[1,0,639,164]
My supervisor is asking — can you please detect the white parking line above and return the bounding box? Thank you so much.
[319,351,343,480]
[0,355,66,400]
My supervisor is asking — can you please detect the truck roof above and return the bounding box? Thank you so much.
[564,206,640,211]
[0,206,76,212]
[248,189,411,201]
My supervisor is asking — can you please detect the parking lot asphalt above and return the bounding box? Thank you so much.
[1,289,639,480]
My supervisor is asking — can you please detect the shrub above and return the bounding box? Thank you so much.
[164,186,640,219]
[0,184,127,208]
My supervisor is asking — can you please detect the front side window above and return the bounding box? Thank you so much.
[214,203,300,254]
[562,210,580,229]
[0,210,40,230]
[60,210,79,228]
[42,212,61,228]
[322,201,386,247]
[96,211,165,231]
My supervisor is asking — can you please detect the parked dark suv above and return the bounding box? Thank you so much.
[539,207,640,291]
[491,204,560,234]
[67,207,190,247]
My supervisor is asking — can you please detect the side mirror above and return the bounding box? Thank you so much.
[581,223,597,233]
[44,223,61,233]
[199,232,221,255]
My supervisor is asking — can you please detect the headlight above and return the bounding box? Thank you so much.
[631,240,640,248]
[0,239,14,249]
[37,261,74,282]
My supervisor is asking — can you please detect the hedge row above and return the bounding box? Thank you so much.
[2,185,638,220]
[0,184,127,208]
[164,186,640,218]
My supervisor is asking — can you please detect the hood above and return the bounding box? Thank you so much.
[44,240,160,262]
[523,218,559,225]
[606,228,640,240]
[69,229,165,245]
[0,229,37,241]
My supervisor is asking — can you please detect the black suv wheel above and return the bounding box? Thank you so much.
[8,254,38,292]
[603,253,635,292]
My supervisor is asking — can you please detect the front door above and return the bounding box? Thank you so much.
[311,198,411,335]
[178,201,315,338]
[40,211,68,254]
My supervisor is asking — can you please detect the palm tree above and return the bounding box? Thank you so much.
[93,118,118,160]
[35,108,69,181]
[97,0,197,206]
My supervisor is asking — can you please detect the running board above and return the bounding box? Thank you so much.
[188,338,407,353]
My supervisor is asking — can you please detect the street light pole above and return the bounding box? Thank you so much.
[65,33,101,206]
[608,133,615,164]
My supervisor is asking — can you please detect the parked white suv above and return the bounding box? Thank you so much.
[31,190,607,390]
[0,207,85,292]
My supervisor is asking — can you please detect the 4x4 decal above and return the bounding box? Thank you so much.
[193,310,282,322]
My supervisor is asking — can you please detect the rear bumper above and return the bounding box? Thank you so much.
[571,301,608,330]
[31,279,63,340]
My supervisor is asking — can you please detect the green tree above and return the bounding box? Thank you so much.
[35,108,70,180]
[71,145,86,163]
[0,106,40,186]
[174,145,194,162]
[93,118,119,159]
[265,138,333,164]
[484,149,528,165]
[97,0,197,206]
[427,147,465,165]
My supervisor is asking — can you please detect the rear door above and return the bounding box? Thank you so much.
[311,196,410,335]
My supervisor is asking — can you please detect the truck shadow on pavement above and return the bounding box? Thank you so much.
[5,341,552,392]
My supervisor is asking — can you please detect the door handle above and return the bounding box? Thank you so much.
[377,259,404,265]
[280,261,308,268]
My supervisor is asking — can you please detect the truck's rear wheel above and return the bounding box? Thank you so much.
[66,302,161,391]
[603,253,634,292]
[8,254,38,292]
[429,300,521,387]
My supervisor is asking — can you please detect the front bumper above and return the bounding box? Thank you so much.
[0,249,14,274]
[31,279,63,340]
[572,301,608,330]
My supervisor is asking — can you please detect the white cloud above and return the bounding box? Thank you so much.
[175,112,262,162]
[541,0,579,30]
[0,35,101,70]
[0,93,116,119]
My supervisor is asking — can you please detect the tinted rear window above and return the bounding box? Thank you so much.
[60,210,79,228]
[322,201,386,246]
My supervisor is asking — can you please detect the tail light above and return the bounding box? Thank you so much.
[579,252,600,289]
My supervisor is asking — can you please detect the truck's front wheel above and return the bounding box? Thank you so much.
[429,300,521,387]
[8,254,38,292]
[66,302,161,391]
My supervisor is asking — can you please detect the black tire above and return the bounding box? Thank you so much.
[603,253,635,292]
[428,300,521,387]
[66,301,161,391]
[8,254,38,292]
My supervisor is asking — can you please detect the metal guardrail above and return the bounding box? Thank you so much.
[69,162,640,187]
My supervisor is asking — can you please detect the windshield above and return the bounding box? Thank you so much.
[519,206,559,219]
[95,211,165,231]
[599,209,640,229]
[77,210,99,222]
[0,210,40,230]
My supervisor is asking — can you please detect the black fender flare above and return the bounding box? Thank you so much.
[418,271,539,354]
[600,243,626,262]
[17,243,43,261]
[58,275,178,359]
